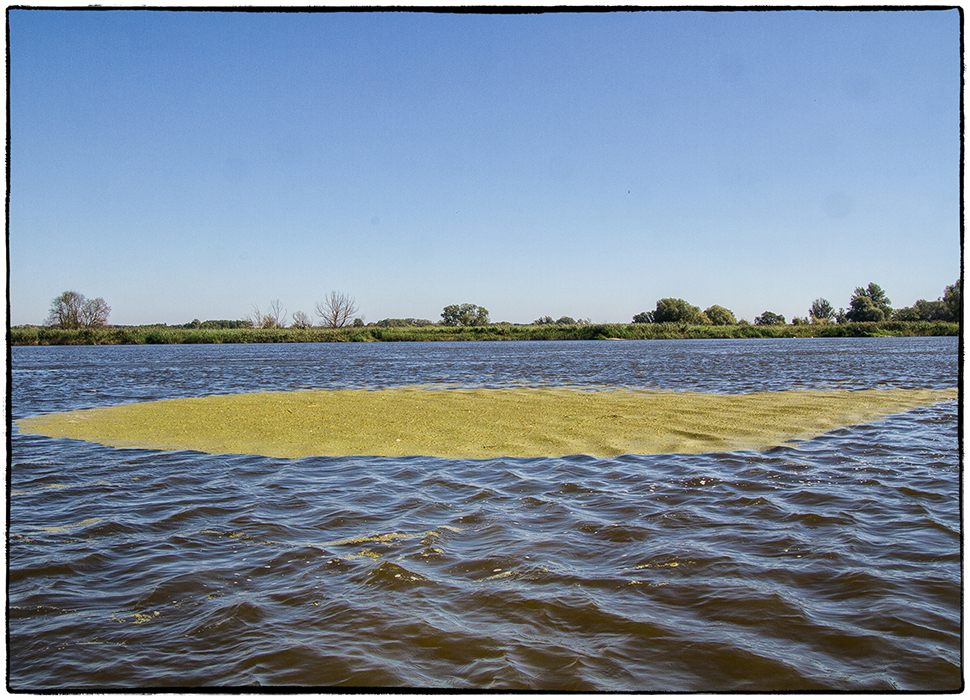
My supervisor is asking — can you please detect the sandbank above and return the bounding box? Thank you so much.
[14,386,957,459]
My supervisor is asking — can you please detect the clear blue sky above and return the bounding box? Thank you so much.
[9,8,961,326]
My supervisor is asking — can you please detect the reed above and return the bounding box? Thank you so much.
[9,320,959,345]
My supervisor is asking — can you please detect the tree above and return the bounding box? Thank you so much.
[755,311,786,326]
[291,310,313,329]
[846,283,891,322]
[652,298,705,324]
[556,316,576,325]
[632,311,654,324]
[316,291,359,329]
[704,305,737,326]
[893,280,961,323]
[45,291,110,329]
[533,316,555,325]
[249,299,287,329]
[80,296,111,328]
[268,299,287,328]
[809,298,835,323]
[943,279,961,322]
[846,296,883,322]
[441,303,489,327]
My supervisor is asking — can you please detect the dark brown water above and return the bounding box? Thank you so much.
[8,338,962,690]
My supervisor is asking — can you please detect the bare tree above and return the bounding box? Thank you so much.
[315,291,359,329]
[45,291,110,329]
[247,305,266,328]
[248,299,287,329]
[268,299,287,328]
[81,297,111,328]
[291,310,313,329]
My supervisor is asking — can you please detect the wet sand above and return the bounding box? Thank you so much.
[15,386,958,459]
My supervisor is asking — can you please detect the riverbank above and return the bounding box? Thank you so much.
[9,320,959,345]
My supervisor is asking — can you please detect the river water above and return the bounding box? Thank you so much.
[8,337,962,690]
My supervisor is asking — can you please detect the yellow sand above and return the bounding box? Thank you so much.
[14,386,957,459]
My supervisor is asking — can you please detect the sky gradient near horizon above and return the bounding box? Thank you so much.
[9,8,961,326]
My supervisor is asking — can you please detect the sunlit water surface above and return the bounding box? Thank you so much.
[8,338,961,690]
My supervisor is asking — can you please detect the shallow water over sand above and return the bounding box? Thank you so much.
[17,385,958,459]
[8,338,962,690]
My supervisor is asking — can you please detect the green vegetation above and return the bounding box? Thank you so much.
[441,303,490,327]
[635,297,707,324]
[703,305,737,326]
[10,319,958,345]
[178,319,253,329]
[810,298,836,323]
[755,311,786,326]
[892,279,961,322]
[17,281,958,345]
[846,282,893,322]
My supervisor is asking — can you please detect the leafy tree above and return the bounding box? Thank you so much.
[703,305,737,326]
[846,296,883,322]
[846,283,891,322]
[441,303,489,327]
[45,291,110,329]
[316,291,359,329]
[632,311,654,324]
[556,316,576,325]
[755,311,786,326]
[533,316,555,325]
[905,298,954,321]
[943,279,961,322]
[892,306,920,322]
[893,280,961,323]
[652,298,705,324]
[897,299,949,322]
[809,298,835,323]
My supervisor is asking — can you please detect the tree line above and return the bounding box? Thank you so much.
[630,280,961,327]
[37,280,960,331]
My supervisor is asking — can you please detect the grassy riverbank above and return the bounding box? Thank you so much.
[9,320,959,345]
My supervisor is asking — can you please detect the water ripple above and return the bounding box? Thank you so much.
[8,339,960,690]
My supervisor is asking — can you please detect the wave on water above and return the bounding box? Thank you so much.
[9,339,961,690]
[8,401,961,691]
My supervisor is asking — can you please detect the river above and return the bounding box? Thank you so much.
[8,337,961,690]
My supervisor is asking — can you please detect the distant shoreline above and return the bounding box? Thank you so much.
[8,321,959,346]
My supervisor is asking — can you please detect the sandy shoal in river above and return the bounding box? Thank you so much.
[14,386,958,459]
